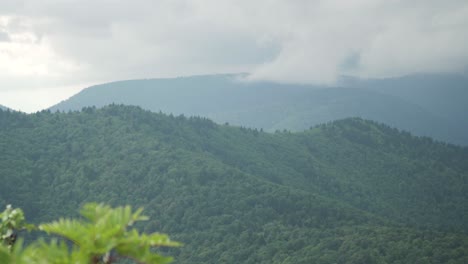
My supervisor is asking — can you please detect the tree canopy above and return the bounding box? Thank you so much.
[0,105,467,263]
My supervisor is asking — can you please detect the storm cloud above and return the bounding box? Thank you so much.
[1,0,468,111]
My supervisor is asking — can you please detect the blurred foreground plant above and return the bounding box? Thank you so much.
[0,203,179,264]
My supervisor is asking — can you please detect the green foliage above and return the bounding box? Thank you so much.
[0,105,467,263]
[0,203,178,264]
[0,205,33,250]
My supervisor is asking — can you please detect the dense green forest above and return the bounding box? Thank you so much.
[49,73,468,145]
[1,105,467,263]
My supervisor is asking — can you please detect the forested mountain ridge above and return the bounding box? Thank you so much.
[49,73,468,145]
[0,106,467,263]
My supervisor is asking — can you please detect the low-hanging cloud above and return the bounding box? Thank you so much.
[0,0,468,110]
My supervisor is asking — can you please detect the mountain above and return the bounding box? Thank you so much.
[49,74,468,146]
[340,73,468,120]
[0,104,10,111]
[340,73,468,145]
[1,105,467,263]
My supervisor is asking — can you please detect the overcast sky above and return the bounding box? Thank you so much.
[1,0,467,112]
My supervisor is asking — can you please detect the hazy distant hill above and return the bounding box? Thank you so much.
[1,106,467,263]
[0,104,10,111]
[340,73,468,144]
[50,74,468,145]
[340,73,468,120]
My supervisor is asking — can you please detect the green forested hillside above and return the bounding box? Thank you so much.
[49,74,468,145]
[0,106,467,263]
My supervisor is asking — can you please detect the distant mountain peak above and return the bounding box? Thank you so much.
[49,73,468,146]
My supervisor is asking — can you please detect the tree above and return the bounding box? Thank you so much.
[0,203,179,264]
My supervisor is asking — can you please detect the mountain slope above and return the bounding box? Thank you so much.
[1,105,467,263]
[340,73,468,145]
[341,73,468,120]
[49,74,467,145]
[0,104,10,111]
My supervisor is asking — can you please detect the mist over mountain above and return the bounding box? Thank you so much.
[339,73,468,119]
[340,73,468,142]
[0,104,10,111]
[50,73,468,146]
[1,105,467,263]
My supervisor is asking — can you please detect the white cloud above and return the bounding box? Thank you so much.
[0,84,86,113]
[0,0,467,111]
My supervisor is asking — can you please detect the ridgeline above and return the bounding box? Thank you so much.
[1,105,467,263]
